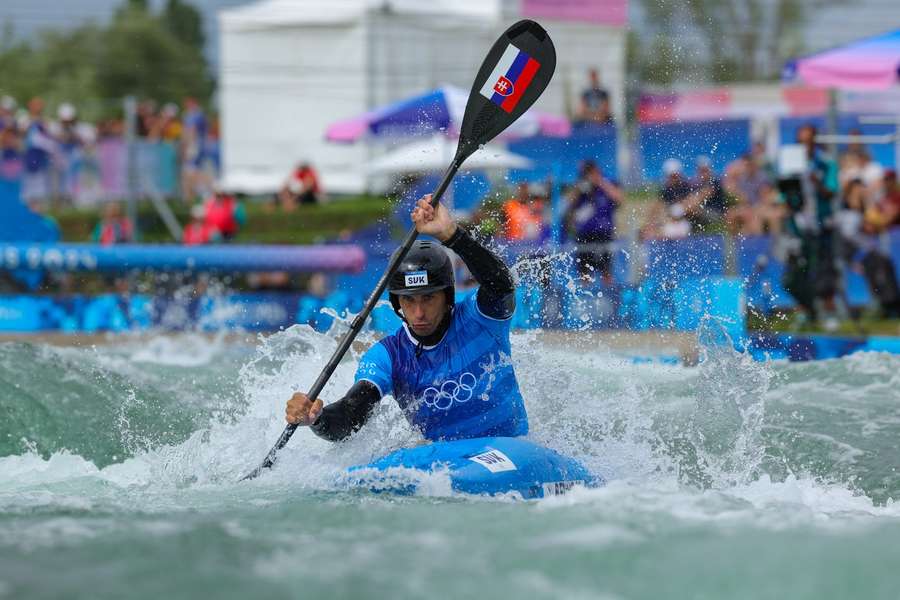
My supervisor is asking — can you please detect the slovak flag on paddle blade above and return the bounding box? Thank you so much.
[479,44,541,114]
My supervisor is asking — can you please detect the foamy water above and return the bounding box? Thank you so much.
[1,324,899,599]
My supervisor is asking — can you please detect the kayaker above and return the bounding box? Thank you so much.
[285,194,528,441]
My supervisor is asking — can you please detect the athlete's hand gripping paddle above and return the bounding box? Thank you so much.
[241,20,556,481]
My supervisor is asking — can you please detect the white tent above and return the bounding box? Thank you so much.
[365,135,532,175]
[218,0,625,194]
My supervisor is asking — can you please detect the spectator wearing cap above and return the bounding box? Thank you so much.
[565,160,623,284]
[53,103,98,205]
[640,158,692,239]
[22,97,58,210]
[680,155,729,231]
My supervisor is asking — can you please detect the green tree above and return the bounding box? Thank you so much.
[115,0,150,21]
[634,0,843,84]
[95,7,212,104]
[0,26,42,103]
[0,0,212,119]
[162,0,206,51]
[37,27,108,120]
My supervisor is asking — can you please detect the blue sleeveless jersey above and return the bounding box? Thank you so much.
[355,290,528,441]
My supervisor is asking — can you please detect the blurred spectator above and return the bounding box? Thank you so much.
[835,179,900,317]
[640,158,692,239]
[0,96,16,130]
[181,97,209,200]
[565,160,622,284]
[91,202,134,245]
[781,123,840,323]
[682,155,729,230]
[576,68,613,125]
[22,97,57,210]
[202,116,221,177]
[750,140,776,181]
[201,185,245,241]
[659,158,692,205]
[182,204,221,245]
[724,154,782,235]
[247,271,293,291]
[150,103,182,141]
[0,98,21,180]
[847,128,866,154]
[279,162,322,210]
[503,182,546,242]
[656,203,692,240]
[52,103,99,206]
[840,148,884,205]
[881,170,900,226]
[136,99,157,138]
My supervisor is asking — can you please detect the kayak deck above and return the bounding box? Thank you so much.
[347,437,601,499]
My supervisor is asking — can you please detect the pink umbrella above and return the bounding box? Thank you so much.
[783,29,900,90]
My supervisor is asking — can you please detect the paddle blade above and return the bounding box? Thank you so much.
[456,20,556,162]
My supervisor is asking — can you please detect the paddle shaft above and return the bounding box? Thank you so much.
[242,157,463,480]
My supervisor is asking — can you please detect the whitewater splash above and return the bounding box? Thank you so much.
[1,318,898,517]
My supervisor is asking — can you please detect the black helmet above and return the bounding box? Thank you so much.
[388,239,455,315]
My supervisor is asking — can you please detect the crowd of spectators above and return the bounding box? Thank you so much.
[0,94,220,210]
[466,115,900,322]
[0,94,259,247]
[4,70,900,323]
[781,124,900,322]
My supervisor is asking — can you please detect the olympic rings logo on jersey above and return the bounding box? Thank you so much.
[420,372,478,411]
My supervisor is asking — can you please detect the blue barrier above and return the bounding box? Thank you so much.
[507,126,618,184]
[0,243,366,274]
[638,119,751,182]
[644,236,725,282]
[397,172,491,215]
[0,274,744,336]
[4,286,900,363]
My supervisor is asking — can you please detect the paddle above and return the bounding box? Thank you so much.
[241,19,556,481]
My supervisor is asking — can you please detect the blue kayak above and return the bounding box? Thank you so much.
[347,437,601,499]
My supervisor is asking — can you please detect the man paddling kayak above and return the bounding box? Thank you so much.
[285,195,528,441]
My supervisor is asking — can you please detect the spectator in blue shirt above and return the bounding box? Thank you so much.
[565,160,623,284]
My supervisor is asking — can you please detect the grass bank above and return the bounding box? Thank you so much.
[48,196,395,244]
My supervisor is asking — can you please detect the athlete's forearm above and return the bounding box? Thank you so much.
[310,380,382,441]
[444,226,515,318]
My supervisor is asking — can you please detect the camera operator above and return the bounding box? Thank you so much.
[777,124,840,324]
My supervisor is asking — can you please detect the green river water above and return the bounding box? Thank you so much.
[2,324,899,599]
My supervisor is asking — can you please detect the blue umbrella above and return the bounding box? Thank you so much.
[326,85,569,142]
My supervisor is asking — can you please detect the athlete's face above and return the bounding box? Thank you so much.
[398,292,447,337]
